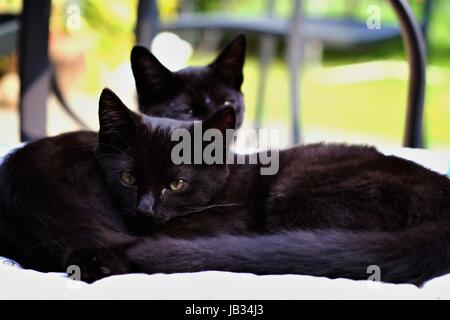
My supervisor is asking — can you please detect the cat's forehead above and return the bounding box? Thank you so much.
[175,67,234,101]
[176,66,209,79]
[135,117,181,161]
[141,114,191,131]
[175,67,217,89]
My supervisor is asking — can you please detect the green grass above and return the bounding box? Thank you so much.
[73,0,450,149]
[184,0,450,149]
[53,0,450,150]
[191,54,450,149]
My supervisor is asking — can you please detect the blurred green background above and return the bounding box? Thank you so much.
[0,0,449,148]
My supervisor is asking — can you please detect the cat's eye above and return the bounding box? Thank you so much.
[120,171,136,186]
[169,179,186,191]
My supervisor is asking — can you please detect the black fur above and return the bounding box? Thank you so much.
[0,89,449,285]
[131,34,246,128]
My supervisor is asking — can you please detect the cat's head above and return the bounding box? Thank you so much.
[131,34,245,128]
[96,89,235,224]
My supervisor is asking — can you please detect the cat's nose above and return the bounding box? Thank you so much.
[136,194,155,215]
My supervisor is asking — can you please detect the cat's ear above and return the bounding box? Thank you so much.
[131,46,173,103]
[203,106,236,134]
[210,34,246,90]
[98,88,137,149]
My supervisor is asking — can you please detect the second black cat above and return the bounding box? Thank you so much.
[131,34,246,127]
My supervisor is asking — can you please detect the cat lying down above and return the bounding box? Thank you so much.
[0,89,448,284]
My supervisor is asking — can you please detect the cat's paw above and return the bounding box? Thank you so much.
[66,248,129,283]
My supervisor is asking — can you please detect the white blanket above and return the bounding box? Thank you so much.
[0,144,449,300]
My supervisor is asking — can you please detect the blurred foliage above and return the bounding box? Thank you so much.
[2,0,449,65]
[159,0,179,16]
[0,0,448,146]
[0,0,21,12]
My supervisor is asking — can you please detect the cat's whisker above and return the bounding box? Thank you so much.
[180,203,243,215]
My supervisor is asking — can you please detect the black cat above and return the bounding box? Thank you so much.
[0,89,449,285]
[131,34,246,127]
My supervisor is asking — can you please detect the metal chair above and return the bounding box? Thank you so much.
[136,0,429,148]
[0,0,87,142]
[0,14,18,57]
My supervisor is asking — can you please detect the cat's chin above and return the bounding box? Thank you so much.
[131,210,170,226]
[148,215,170,226]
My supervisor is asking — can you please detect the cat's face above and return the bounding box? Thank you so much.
[95,89,235,224]
[131,34,246,128]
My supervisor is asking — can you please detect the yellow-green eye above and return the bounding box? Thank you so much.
[169,179,186,191]
[120,171,136,186]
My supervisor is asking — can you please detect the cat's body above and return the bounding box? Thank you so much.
[138,143,450,238]
[0,90,449,284]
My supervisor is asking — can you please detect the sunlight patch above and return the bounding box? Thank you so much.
[310,60,447,85]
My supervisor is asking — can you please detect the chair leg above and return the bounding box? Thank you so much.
[19,0,51,141]
[254,35,276,130]
[286,0,304,145]
[136,0,159,47]
[390,0,426,148]
[286,42,302,145]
